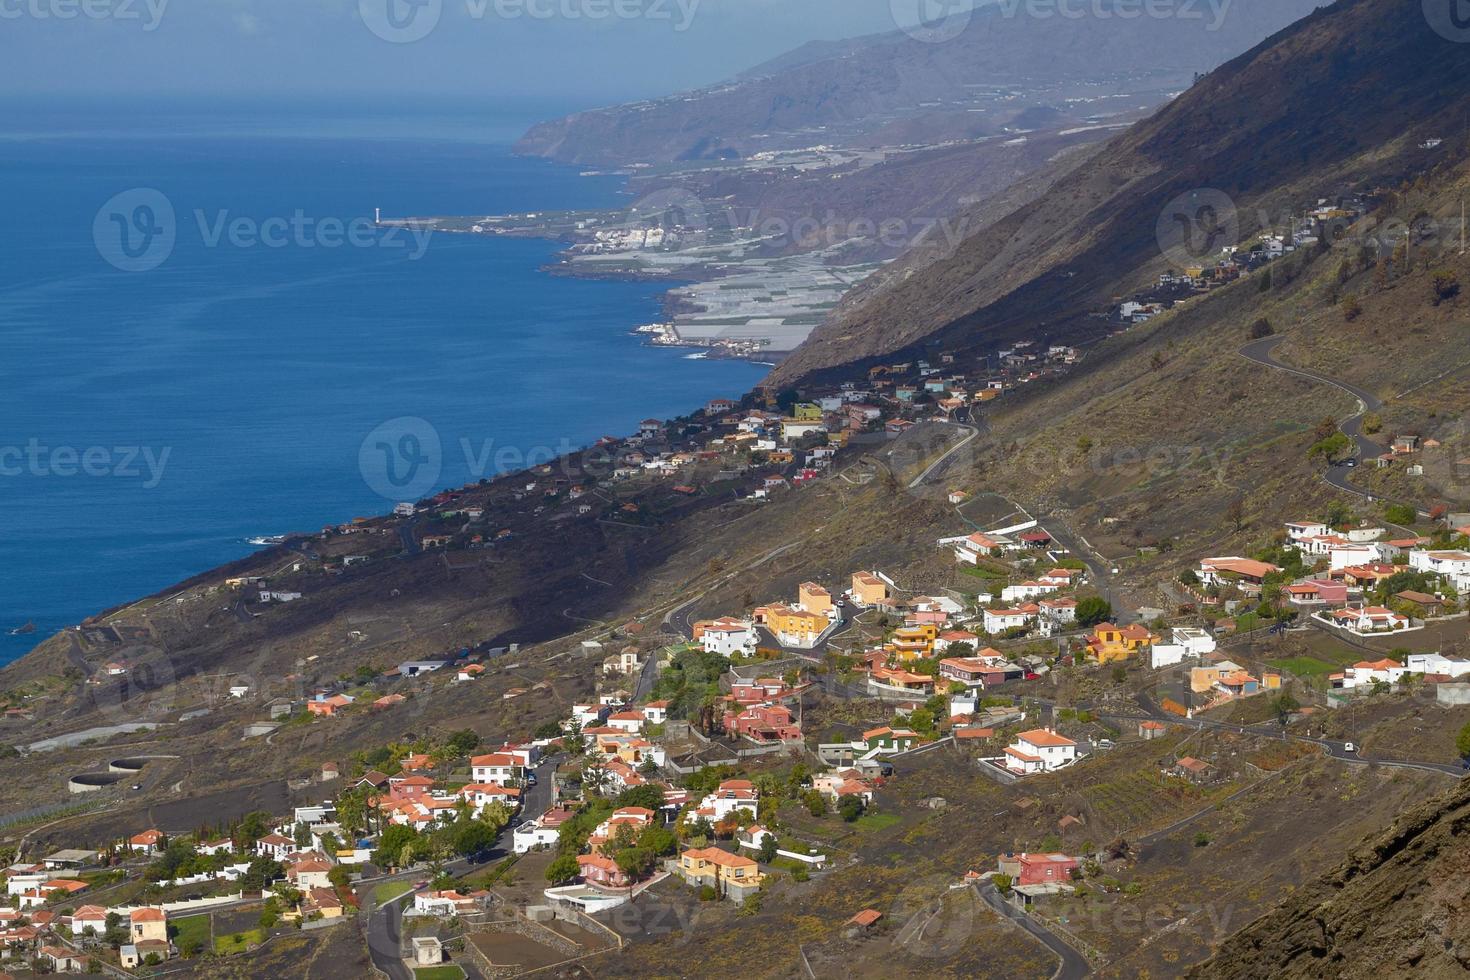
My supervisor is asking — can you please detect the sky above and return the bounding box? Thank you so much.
[1,0,956,119]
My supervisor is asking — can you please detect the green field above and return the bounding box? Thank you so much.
[413,967,465,980]
[214,928,266,955]
[373,881,414,906]
[1269,656,1338,678]
[853,812,900,832]
[170,913,211,951]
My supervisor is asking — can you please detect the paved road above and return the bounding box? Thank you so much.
[1237,337,1398,502]
[973,880,1092,980]
[906,422,979,490]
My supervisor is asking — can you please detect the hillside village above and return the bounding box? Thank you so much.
[4,366,1470,979]
[8,5,1470,974]
[4,205,1470,971]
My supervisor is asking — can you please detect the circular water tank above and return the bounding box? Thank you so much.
[109,758,151,773]
[68,772,123,794]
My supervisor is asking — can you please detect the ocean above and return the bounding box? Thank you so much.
[0,102,768,665]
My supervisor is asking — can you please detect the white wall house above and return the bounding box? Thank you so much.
[699,619,759,656]
[1407,653,1470,678]
[1002,729,1078,775]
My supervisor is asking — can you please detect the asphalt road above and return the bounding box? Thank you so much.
[973,880,1092,980]
[1237,336,1394,501]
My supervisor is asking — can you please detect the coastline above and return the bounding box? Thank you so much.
[383,214,871,365]
[0,134,768,669]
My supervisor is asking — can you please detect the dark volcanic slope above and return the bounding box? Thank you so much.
[767,0,1470,386]
[1190,776,1470,979]
[516,0,1322,165]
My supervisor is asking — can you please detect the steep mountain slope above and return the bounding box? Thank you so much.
[768,0,1470,386]
[516,0,1322,165]
[1189,776,1470,979]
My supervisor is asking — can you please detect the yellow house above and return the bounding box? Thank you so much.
[129,908,167,944]
[851,571,890,607]
[798,582,834,619]
[678,847,764,900]
[886,624,939,661]
[759,605,827,648]
[792,402,823,421]
[1087,623,1158,664]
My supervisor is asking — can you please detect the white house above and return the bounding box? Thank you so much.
[255,833,295,861]
[1001,581,1058,603]
[699,618,759,657]
[469,753,525,783]
[605,711,645,734]
[1284,520,1330,542]
[641,700,670,725]
[1326,606,1412,634]
[696,779,760,821]
[1039,597,1077,623]
[954,533,1013,564]
[1003,729,1078,775]
[413,890,480,916]
[1408,550,1470,592]
[983,607,1035,634]
[1406,653,1470,678]
[512,821,561,854]
[1329,542,1390,570]
[1149,627,1218,669]
[1339,658,1409,689]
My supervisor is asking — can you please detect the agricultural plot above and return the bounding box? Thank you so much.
[1082,770,1221,835]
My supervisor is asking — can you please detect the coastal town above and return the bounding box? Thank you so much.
[3,348,1469,976]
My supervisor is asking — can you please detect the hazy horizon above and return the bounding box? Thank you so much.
[2,0,940,111]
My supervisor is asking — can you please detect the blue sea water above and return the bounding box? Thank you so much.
[0,103,768,665]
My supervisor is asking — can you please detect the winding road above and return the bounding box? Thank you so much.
[1237,336,1390,501]
[972,879,1092,980]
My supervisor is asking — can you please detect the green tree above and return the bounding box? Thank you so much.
[836,794,865,822]
[757,835,779,865]
[1457,721,1470,760]
[444,728,482,756]
[546,853,581,885]
[1384,503,1416,526]
[453,820,498,858]
[614,846,655,880]
[802,790,828,817]
[373,825,419,869]
[1075,597,1112,628]
[615,784,668,812]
